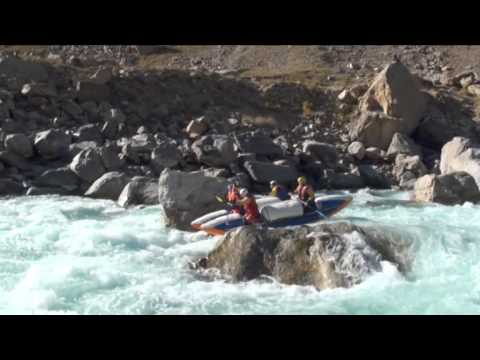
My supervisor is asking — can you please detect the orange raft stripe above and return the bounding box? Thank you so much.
[191,223,201,230]
[204,228,226,236]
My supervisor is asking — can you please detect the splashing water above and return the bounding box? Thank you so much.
[1,190,480,315]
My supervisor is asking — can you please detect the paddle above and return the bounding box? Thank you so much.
[216,195,237,215]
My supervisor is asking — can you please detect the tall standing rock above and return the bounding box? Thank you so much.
[350,62,427,149]
[158,169,229,231]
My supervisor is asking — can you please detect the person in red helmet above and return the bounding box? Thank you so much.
[235,188,262,225]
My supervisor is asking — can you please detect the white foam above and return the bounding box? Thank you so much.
[2,192,480,314]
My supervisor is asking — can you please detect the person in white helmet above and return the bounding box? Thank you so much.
[235,188,261,224]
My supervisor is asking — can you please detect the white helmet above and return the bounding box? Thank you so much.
[270,180,277,187]
[240,188,249,197]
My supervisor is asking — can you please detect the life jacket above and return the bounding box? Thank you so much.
[296,184,314,202]
[227,188,243,214]
[272,185,290,201]
[243,195,261,224]
[227,188,240,203]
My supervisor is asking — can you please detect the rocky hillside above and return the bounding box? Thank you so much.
[1,45,480,211]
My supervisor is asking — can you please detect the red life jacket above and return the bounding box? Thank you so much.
[296,184,313,202]
[243,195,261,224]
[227,188,242,214]
[227,188,240,203]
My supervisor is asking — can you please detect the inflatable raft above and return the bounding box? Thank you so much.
[191,194,353,236]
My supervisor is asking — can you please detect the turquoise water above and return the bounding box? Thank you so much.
[1,190,480,315]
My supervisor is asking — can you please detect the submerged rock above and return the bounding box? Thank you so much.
[194,222,413,290]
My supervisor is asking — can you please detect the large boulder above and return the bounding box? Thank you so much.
[4,133,34,158]
[194,222,412,289]
[69,149,106,183]
[351,62,427,149]
[234,132,283,157]
[158,169,230,231]
[243,160,298,185]
[85,171,129,200]
[387,132,421,158]
[118,177,159,207]
[191,135,237,168]
[0,179,24,195]
[414,172,480,205]
[33,167,81,191]
[34,129,71,160]
[150,139,182,175]
[440,137,480,188]
[302,141,338,166]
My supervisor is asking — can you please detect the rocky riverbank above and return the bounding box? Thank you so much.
[1,46,480,213]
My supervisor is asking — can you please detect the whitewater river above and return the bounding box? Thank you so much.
[1,190,480,315]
